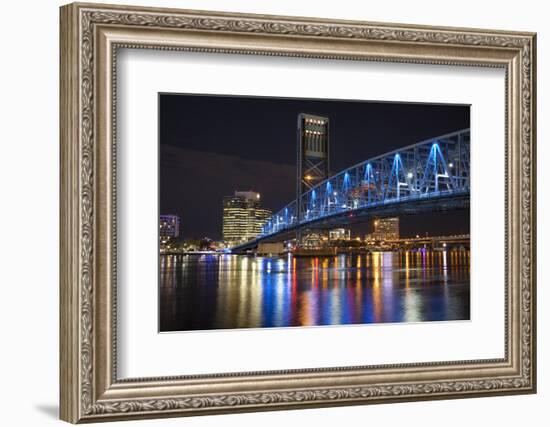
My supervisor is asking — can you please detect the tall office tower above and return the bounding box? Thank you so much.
[296,113,330,222]
[253,207,272,235]
[222,191,272,246]
[371,217,400,241]
[159,214,180,245]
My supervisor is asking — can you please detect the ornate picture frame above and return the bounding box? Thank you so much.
[60,2,536,423]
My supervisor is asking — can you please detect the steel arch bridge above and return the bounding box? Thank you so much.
[232,128,470,252]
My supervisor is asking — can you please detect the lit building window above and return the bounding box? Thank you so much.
[222,191,272,246]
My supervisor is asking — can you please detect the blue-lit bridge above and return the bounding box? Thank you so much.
[232,128,470,253]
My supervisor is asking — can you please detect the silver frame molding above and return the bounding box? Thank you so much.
[60,2,537,423]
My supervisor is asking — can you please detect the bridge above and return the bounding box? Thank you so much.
[232,128,470,253]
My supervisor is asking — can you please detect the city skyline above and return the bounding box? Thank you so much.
[160,93,470,240]
[159,206,470,257]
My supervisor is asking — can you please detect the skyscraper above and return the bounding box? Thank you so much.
[222,191,272,246]
[159,214,180,245]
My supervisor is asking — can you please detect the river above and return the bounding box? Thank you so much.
[159,250,470,332]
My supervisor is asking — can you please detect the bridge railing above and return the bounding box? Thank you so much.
[259,128,470,239]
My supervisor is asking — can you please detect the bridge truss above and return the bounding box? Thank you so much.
[257,128,470,240]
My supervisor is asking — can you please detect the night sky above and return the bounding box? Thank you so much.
[159,94,470,240]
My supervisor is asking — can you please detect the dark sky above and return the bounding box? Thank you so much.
[159,93,470,240]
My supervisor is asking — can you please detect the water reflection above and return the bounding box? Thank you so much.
[159,251,470,332]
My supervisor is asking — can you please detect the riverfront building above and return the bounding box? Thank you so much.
[329,228,351,241]
[159,214,180,245]
[367,217,400,242]
[222,191,271,246]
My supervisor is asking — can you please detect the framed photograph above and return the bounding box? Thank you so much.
[60,2,537,423]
